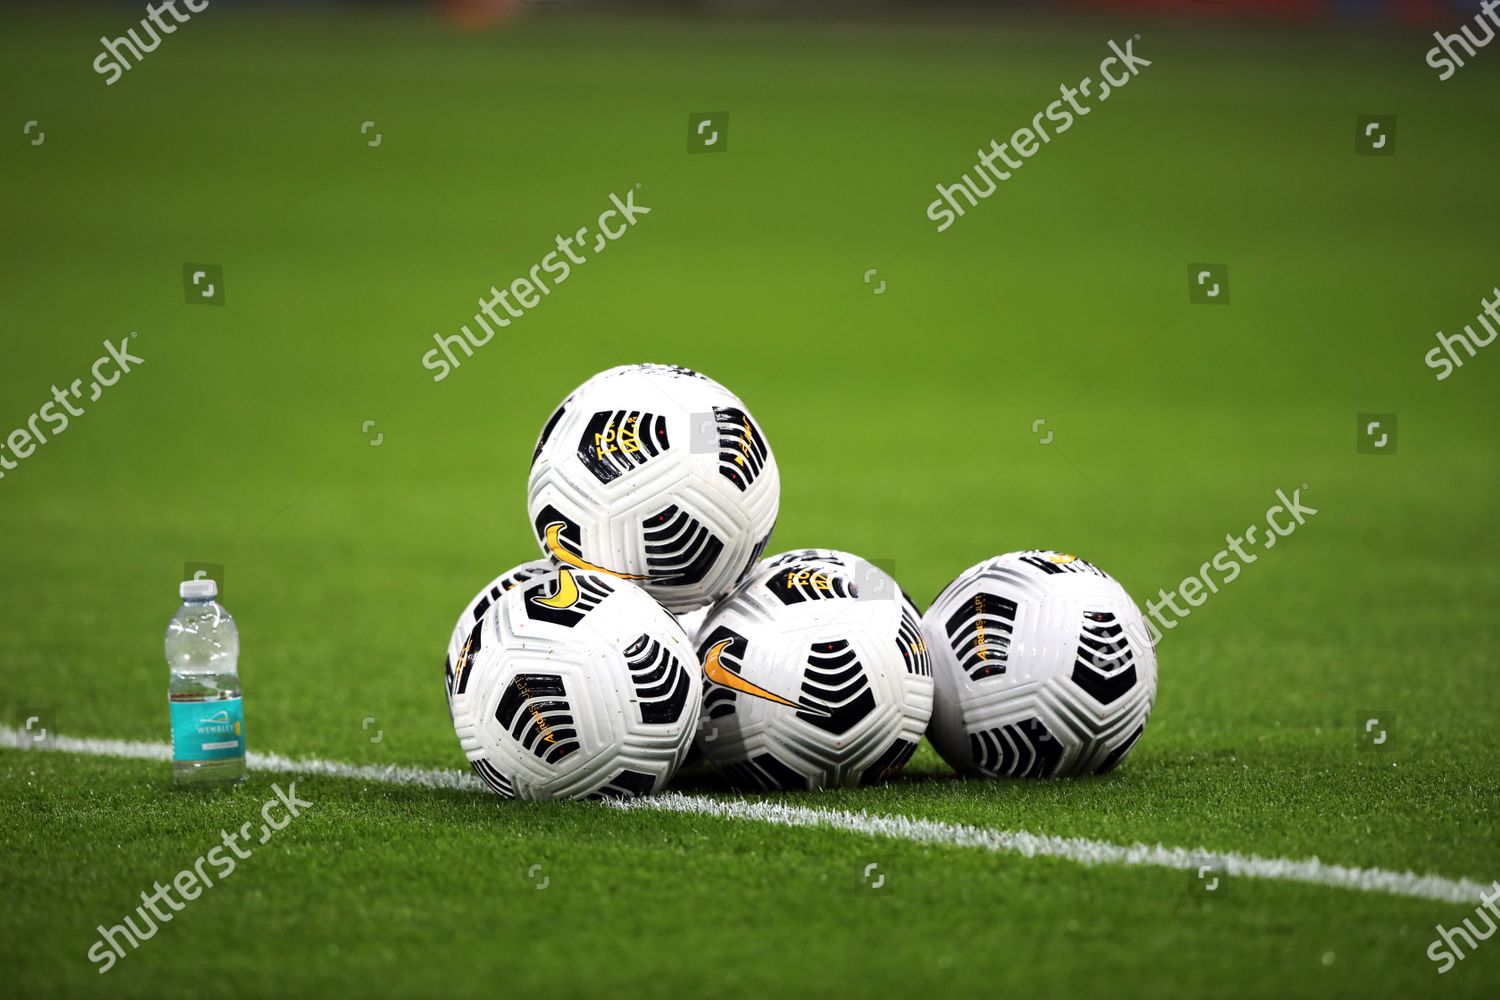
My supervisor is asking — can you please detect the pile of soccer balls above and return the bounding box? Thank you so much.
[443,364,1157,800]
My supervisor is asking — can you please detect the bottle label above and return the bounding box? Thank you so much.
[170,698,245,761]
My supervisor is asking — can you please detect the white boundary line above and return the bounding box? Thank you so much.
[2,726,1489,906]
[0,725,483,792]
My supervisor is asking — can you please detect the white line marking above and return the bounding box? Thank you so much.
[609,793,1493,905]
[0,726,483,792]
[2,726,1488,905]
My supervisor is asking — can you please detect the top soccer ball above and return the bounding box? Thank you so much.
[922,550,1156,778]
[526,364,780,613]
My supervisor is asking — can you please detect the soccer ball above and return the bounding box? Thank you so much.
[447,566,701,800]
[526,363,780,613]
[922,550,1156,779]
[695,551,933,790]
[442,559,554,710]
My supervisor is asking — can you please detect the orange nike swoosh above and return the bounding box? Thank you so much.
[543,522,649,580]
[702,639,830,717]
[454,634,475,684]
[533,568,580,609]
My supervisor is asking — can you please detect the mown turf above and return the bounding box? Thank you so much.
[1,5,1498,998]
[4,752,1496,1000]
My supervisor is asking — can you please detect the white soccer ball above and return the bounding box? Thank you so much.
[922,550,1156,779]
[526,363,780,613]
[447,566,701,800]
[443,559,555,710]
[694,551,934,790]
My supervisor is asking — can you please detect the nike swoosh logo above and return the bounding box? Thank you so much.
[702,639,831,717]
[454,635,475,684]
[543,522,649,580]
[533,568,580,609]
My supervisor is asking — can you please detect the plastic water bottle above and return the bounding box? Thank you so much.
[165,579,245,785]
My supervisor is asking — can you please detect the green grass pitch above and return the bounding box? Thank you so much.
[2,5,1498,997]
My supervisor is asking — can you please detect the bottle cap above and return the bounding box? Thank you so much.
[180,579,217,599]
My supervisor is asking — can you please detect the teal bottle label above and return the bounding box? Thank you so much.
[170,698,245,761]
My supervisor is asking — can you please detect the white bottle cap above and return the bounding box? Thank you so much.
[180,579,218,599]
